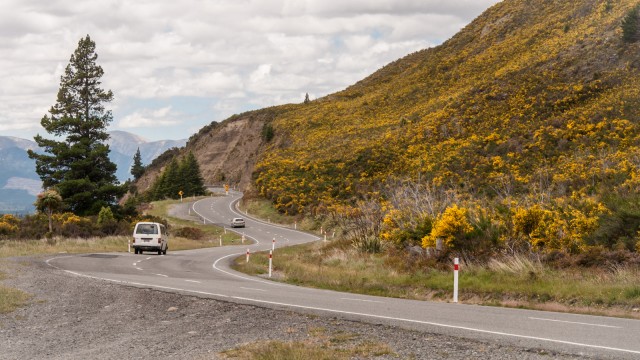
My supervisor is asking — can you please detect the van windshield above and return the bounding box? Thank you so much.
[136,224,158,235]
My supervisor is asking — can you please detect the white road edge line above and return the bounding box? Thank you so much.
[184,280,201,283]
[240,287,267,292]
[45,257,640,356]
[528,317,622,329]
[212,252,301,288]
[155,274,168,277]
[341,298,384,304]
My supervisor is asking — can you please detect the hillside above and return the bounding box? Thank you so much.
[139,0,640,253]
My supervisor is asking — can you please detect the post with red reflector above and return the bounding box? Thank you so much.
[453,257,459,303]
[268,250,273,278]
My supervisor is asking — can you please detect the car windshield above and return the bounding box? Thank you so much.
[136,224,158,235]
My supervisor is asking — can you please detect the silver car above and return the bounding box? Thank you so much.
[231,218,245,228]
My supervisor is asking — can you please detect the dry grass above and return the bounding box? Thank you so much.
[233,240,640,317]
[219,328,393,360]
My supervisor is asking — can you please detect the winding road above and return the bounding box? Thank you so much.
[47,191,640,359]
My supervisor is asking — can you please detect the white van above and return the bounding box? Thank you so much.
[132,222,168,255]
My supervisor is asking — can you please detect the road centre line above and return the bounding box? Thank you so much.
[155,274,168,277]
[528,317,622,329]
[184,280,201,283]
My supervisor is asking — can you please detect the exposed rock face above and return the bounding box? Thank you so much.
[136,110,273,194]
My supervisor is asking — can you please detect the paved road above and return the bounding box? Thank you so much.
[47,191,640,359]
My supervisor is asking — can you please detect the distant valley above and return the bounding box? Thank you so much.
[0,131,185,214]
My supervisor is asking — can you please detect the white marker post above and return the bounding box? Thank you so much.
[242,233,245,244]
[268,250,273,278]
[272,238,275,252]
[246,249,250,263]
[294,221,297,230]
[128,239,131,253]
[219,235,222,247]
[453,257,459,303]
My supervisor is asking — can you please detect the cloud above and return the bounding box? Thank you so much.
[0,0,500,141]
[118,107,181,129]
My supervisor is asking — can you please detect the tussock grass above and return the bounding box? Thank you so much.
[0,235,226,258]
[239,198,297,227]
[219,330,393,359]
[0,264,31,314]
[233,239,640,316]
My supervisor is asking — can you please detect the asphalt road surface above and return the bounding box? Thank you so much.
[47,191,640,359]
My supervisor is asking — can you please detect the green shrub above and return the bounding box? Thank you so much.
[173,227,204,240]
[622,5,640,43]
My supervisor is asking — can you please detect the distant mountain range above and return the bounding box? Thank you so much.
[0,131,186,214]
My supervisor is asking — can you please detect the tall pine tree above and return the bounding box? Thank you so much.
[28,35,125,215]
[131,147,145,180]
[180,152,207,197]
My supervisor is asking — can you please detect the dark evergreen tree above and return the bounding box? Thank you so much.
[304,93,310,104]
[28,35,125,215]
[622,5,640,43]
[131,147,145,180]
[163,158,181,198]
[180,152,207,197]
[147,153,207,200]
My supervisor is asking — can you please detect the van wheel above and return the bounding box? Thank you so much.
[134,248,138,254]
[163,248,167,255]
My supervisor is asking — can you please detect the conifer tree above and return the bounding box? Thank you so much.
[28,35,124,215]
[622,5,640,43]
[131,147,145,180]
[147,153,207,200]
[180,152,207,197]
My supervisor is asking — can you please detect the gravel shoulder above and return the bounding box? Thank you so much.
[0,256,592,360]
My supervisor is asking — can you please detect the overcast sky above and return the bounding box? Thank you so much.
[0,0,500,141]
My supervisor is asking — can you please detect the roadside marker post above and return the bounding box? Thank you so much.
[246,249,250,263]
[242,233,245,244]
[268,250,273,278]
[219,236,222,247]
[272,238,275,252]
[128,239,131,253]
[453,257,459,303]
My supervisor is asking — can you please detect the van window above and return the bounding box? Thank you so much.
[136,224,158,235]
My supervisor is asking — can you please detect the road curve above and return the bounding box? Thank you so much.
[47,191,640,359]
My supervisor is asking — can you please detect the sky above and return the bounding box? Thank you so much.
[0,0,500,142]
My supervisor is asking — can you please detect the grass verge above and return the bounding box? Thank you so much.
[0,263,32,314]
[219,327,393,359]
[233,238,640,318]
